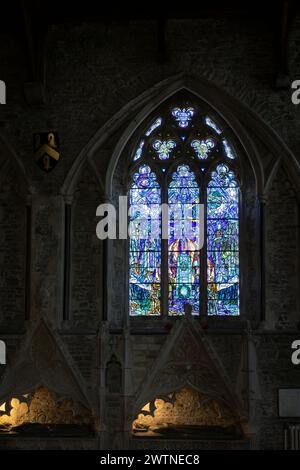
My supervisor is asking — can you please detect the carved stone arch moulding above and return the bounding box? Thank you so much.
[126,317,248,431]
[0,132,30,198]
[70,160,105,205]
[62,73,300,202]
[0,320,94,421]
[59,74,300,328]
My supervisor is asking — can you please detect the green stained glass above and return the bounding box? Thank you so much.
[129,165,161,316]
[207,164,239,316]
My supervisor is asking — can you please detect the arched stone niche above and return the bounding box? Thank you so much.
[106,355,122,394]
[0,135,30,330]
[69,163,103,328]
[132,386,243,440]
[0,386,94,436]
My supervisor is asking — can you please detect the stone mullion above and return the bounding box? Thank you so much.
[161,177,168,317]
[200,183,207,317]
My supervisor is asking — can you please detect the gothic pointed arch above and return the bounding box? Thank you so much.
[0,133,31,329]
[127,91,243,318]
[0,133,30,197]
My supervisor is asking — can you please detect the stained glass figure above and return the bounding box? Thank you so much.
[168,165,200,315]
[207,164,239,315]
[129,104,240,318]
[205,116,222,134]
[145,117,162,136]
[191,139,215,160]
[152,139,176,160]
[129,165,161,316]
[222,139,236,160]
[171,107,194,128]
[133,140,145,161]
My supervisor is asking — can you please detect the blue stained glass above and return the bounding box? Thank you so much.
[133,140,145,161]
[168,236,200,253]
[169,165,199,198]
[207,219,238,252]
[129,203,161,220]
[207,164,239,316]
[191,139,215,160]
[168,165,200,316]
[130,237,161,252]
[207,187,239,219]
[145,117,162,136]
[207,251,239,283]
[152,139,176,160]
[172,107,195,128]
[130,283,160,316]
[169,203,201,249]
[129,236,161,252]
[131,165,160,189]
[130,251,161,284]
[129,165,161,316]
[222,139,236,160]
[169,251,200,281]
[169,187,200,204]
[129,217,161,242]
[208,164,237,187]
[129,106,240,318]
[207,283,238,301]
[207,289,239,316]
[207,165,238,219]
[205,116,222,134]
[169,202,199,219]
[129,189,161,206]
[169,283,200,316]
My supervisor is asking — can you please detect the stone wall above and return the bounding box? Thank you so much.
[0,17,299,450]
[265,166,299,329]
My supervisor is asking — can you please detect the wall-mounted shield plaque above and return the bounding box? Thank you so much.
[33,132,60,172]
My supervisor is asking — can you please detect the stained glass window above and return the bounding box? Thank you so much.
[129,165,161,316]
[133,140,145,161]
[172,107,194,128]
[146,117,162,136]
[191,139,215,160]
[207,164,239,315]
[152,139,176,160]
[168,165,200,315]
[129,100,240,317]
[205,116,222,135]
[222,139,236,160]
